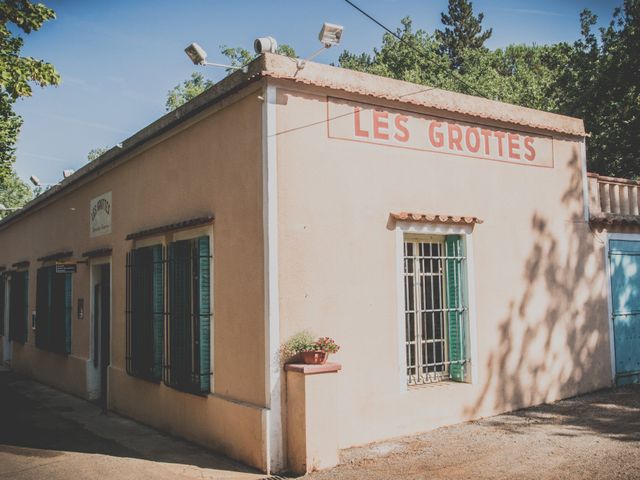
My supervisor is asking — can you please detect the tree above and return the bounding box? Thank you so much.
[435,0,492,69]
[0,169,32,218]
[166,44,297,111]
[554,1,640,178]
[87,146,109,162]
[0,0,60,185]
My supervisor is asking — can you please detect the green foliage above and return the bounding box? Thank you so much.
[554,1,640,178]
[280,330,315,363]
[435,0,492,69]
[0,0,60,183]
[87,146,109,162]
[165,72,214,112]
[0,169,33,218]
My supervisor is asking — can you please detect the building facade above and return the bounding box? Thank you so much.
[0,53,633,474]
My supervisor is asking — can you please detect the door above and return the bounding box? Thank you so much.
[93,264,111,407]
[609,239,640,385]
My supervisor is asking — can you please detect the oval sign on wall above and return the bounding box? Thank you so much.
[90,192,112,238]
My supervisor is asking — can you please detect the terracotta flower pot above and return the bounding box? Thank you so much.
[301,351,328,365]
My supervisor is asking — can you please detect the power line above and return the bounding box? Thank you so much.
[343,0,489,99]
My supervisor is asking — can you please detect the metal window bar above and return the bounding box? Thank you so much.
[126,246,165,381]
[404,238,468,386]
[164,238,212,395]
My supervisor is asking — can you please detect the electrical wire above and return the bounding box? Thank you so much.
[343,0,489,99]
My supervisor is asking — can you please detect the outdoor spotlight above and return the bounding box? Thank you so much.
[29,175,42,187]
[297,22,345,69]
[185,42,208,65]
[254,36,278,54]
[62,169,75,179]
[318,22,344,47]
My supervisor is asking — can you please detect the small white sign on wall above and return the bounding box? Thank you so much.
[90,192,112,237]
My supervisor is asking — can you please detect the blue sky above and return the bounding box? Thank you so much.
[14,0,620,184]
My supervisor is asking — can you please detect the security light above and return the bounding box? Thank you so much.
[30,175,41,187]
[62,169,75,179]
[318,23,344,47]
[184,42,249,73]
[254,36,278,54]
[185,42,208,65]
[297,22,345,69]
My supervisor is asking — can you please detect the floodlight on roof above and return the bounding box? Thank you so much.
[297,22,345,69]
[184,42,248,73]
[318,22,344,47]
[62,169,75,179]
[30,175,42,187]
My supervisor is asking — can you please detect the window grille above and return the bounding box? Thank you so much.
[126,245,165,381]
[403,235,468,386]
[0,273,5,337]
[35,266,72,353]
[8,270,29,344]
[164,236,211,394]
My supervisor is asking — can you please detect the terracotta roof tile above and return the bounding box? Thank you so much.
[391,212,483,225]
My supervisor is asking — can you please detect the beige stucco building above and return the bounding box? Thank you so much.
[0,53,634,474]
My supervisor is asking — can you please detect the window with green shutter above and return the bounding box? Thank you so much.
[126,245,164,381]
[35,266,71,353]
[165,236,211,394]
[8,270,29,344]
[403,234,469,385]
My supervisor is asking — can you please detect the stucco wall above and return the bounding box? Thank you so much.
[274,84,613,450]
[0,85,268,469]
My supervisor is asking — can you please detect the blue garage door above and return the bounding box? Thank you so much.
[609,239,640,385]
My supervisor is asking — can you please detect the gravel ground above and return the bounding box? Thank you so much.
[305,385,640,480]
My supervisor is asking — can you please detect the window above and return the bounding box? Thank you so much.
[164,236,211,394]
[35,266,72,353]
[403,235,468,385]
[9,270,29,344]
[126,245,164,381]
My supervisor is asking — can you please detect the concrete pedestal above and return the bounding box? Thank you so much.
[285,362,342,475]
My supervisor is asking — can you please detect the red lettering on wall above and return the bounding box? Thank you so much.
[493,131,506,157]
[372,111,389,140]
[523,137,536,161]
[429,121,444,148]
[448,123,463,151]
[480,129,492,155]
[465,127,481,153]
[508,133,520,160]
[394,115,410,142]
[354,107,369,138]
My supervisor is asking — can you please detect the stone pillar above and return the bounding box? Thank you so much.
[285,362,342,475]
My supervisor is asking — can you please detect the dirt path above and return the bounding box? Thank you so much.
[306,385,640,480]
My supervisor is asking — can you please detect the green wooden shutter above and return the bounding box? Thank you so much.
[198,236,211,392]
[152,245,164,380]
[64,273,72,353]
[445,235,465,382]
[0,273,5,337]
[23,271,29,342]
[168,241,188,388]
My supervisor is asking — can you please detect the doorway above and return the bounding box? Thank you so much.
[608,238,640,385]
[90,262,111,407]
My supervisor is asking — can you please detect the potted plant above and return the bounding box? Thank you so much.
[281,331,341,365]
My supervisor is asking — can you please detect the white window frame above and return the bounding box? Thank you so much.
[395,221,478,393]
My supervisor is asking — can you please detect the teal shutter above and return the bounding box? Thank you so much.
[23,271,29,342]
[168,241,188,388]
[47,267,53,350]
[198,236,211,392]
[64,273,72,353]
[445,235,465,382]
[152,245,164,380]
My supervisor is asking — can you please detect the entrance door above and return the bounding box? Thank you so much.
[609,239,640,385]
[93,264,111,407]
[1,275,10,366]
